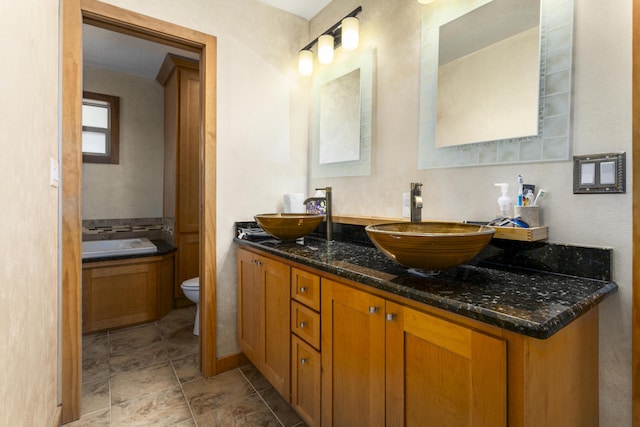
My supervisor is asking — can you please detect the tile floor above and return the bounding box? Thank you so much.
[64,306,306,427]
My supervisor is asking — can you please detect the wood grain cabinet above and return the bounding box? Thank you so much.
[82,253,175,333]
[237,247,291,398]
[236,247,599,427]
[322,279,507,427]
[157,54,200,303]
[290,268,322,427]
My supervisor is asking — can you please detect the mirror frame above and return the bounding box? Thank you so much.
[418,0,574,169]
[311,46,375,178]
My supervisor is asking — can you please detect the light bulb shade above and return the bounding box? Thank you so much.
[341,17,359,50]
[298,50,313,76]
[318,34,334,64]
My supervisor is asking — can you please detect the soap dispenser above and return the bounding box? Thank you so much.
[494,183,512,217]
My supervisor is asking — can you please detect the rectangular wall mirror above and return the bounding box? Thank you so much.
[418,0,574,169]
[311,46,375,178]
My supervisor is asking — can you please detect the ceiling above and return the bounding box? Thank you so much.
[83,1,330,80]
[257,0,331,20]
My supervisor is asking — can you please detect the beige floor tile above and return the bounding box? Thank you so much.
[239,364,272,392]
[62,408,110,427]
[182,369,256,418]
[109,339,169,374]
[157,305,195,324]
[82,334,110,384]
[81,377,110,416]
[111,385,193,426]
[110,362,179,405]
[259,386,304,427]
[196,393,281,427]
[171,353,203,384]
[162,324,199,360]
[109,324,162,355]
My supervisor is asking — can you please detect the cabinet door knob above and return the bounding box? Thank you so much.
[300,358,308,365]
[299,286,308,293]
[386,313,397,321]
[299,321,308,328]
[369,306,379,314]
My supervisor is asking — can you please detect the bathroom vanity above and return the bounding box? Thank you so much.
[82,240,176,333]
[235,222,616,427]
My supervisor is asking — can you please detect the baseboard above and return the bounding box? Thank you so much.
[51,406,62,427]
[216,352,250,374]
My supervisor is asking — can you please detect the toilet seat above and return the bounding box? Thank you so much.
[182,277,199,289]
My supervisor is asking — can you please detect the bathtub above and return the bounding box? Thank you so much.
[82,237,158,259]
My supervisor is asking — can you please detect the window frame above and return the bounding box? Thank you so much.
[82,91,120,164]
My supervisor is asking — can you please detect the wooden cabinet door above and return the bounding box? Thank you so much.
[321,280,385,427]
[291,335,321,427]
[82,262,157,333]
[385,301,507,427]
[236,248,291,398]
[177,67,200,234]
[259,255,291,399]
[237,248,260,364]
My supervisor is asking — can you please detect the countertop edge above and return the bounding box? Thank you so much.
[234,237,618,339]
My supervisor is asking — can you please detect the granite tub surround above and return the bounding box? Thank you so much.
[235,222,617,339]
[82,217,164,241]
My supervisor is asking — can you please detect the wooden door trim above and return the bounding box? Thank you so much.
[61,0,217,422]
[634,0,640,424]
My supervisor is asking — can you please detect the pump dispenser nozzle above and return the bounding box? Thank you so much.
[494,183,512,217]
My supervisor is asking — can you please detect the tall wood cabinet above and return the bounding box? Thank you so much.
[237,248,291,398]
[157,54,200,303]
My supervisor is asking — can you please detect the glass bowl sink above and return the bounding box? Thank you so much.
[365,222,495,271]
[255,213,325,241]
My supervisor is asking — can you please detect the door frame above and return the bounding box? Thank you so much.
[634,0,640,425]
[61,0,217,422]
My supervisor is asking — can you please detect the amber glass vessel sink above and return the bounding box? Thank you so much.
[365,222,495,271]
[255,213,325,241]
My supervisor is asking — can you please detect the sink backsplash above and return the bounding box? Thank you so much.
[237,220,612,282]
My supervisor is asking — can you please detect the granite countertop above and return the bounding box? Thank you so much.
[82,239,176,264]
[234,234,617,339]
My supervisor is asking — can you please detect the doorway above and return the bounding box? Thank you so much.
[61,0,217,423]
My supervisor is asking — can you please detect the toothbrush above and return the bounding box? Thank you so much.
[517,175,524,206]
[533,189,546,206]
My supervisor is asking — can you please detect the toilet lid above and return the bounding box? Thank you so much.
[182,277,199,289]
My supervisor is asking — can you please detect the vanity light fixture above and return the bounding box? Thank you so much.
[417,0,434,4]
[297,6,362,76]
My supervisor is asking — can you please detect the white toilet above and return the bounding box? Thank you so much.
[180,277,200,336]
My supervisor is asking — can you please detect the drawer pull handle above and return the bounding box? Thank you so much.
[369,306,379,314]
[299,287,308,293]
[299,321,308,328]
[386,313,397,321]
[300,358,308,365]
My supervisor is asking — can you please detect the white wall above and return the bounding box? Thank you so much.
[0,0,60,424]
[97,0,310,356]
[82,65,164,220]
[310,1,632,425]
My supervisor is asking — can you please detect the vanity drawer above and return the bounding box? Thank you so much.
[292,268,320,311]
[292,301,321,350]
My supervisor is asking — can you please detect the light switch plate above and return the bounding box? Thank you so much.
[50,157,59,188]
[573,152,625,194]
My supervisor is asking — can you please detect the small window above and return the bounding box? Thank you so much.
[82,91,120,164]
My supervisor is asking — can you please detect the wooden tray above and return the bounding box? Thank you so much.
[490,225,548,242]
